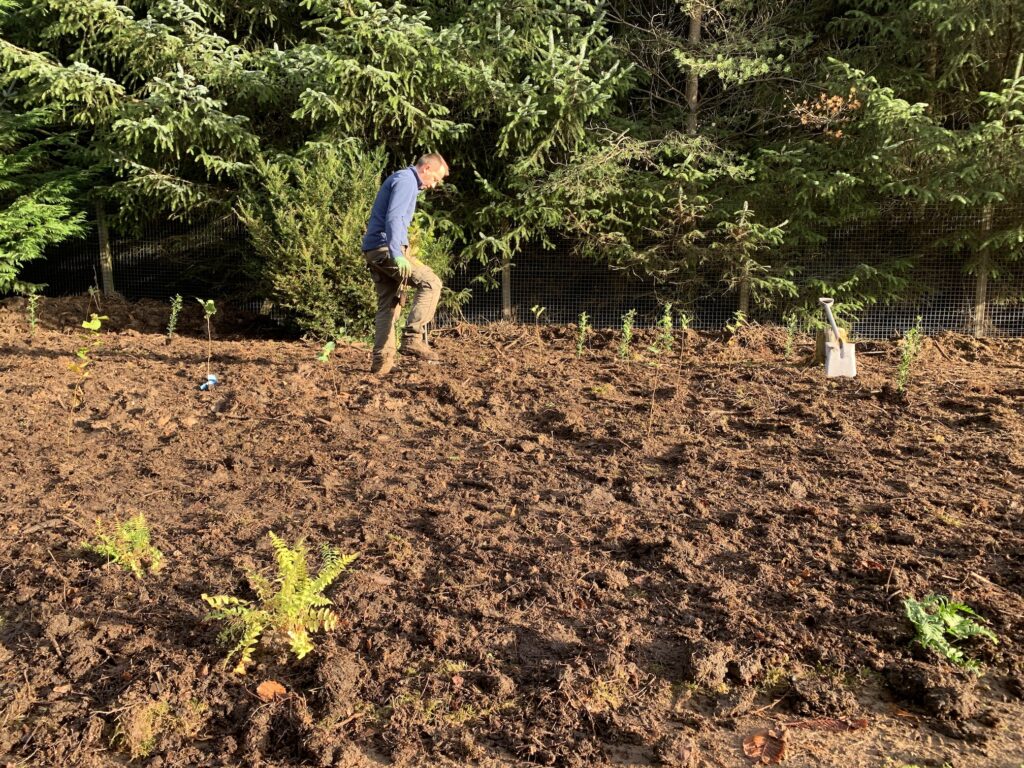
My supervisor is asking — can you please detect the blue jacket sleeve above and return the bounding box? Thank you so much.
[385,172,418,262]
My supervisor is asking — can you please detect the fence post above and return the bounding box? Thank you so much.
[95,201,116,296]
[972,204,993,338]
[501,255,512,321]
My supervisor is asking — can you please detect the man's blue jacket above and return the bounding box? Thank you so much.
[361,166,423,262]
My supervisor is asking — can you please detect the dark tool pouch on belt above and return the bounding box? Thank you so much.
[364,248,408,307]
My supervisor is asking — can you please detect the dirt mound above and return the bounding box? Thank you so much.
[1,298,1023,767]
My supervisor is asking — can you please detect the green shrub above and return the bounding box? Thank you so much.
[237,141,384,339]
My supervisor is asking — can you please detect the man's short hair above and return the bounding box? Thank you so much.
[417,152,449,171]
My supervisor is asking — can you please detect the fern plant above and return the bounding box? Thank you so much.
[83,513,164,579]
[202,532,358,674]
[903,594,998,673]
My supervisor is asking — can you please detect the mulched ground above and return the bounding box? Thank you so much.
[1,295,1023,768]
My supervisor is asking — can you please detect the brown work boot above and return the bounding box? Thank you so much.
[370,354,395,375]
[400,336,439,361]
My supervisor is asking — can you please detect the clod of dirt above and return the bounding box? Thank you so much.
[681,639,732,689]
[435,381,483,408]
[727,655,763,686]
[790,675,860,717]
[584,567,630,591]
[655,731,697,766]
[884,660,979,721]
[579,485,617,509]
[243,696,316,766]
[475,671,516,698]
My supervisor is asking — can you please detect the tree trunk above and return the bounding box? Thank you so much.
[686,5,702,135]
[737,268,750,318]
[972,204,993,338]
[95,201,116,297]
[501,255,512,321]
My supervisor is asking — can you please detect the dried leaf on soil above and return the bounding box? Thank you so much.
[743,728,787,764]
[256,679,287,702]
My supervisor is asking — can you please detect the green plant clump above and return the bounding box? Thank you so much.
[619,308,636,359]
[784,312,799,359]
[66,313,109,445]
[83,513,165,579]
[202,532,359,674]
[25,289,40,337]
[903,594,998,672]
[655,303,673,353]
[166,294,183,339]
[896,316,923,392]
[317,339,336,362]
[575,311,590,358]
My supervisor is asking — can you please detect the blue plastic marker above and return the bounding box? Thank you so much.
[200,374,219,390]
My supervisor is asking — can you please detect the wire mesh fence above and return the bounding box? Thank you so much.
[18,203,1024,338]
[446,203,1024,338]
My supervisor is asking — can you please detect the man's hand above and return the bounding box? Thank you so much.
[393,254,412,279]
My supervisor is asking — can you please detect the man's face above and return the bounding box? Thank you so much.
[418,160,448,190]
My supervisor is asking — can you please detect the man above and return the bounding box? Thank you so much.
[361,152,449,375]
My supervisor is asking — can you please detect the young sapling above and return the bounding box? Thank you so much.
[196,298,217,385]
[619,309,636,359]
[575,312,590,358]
[896,316,923,392]
[26,289,39,338]
[66,313,108,445]
[166,294,183,340]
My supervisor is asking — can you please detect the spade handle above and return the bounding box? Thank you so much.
[818,298,847,356]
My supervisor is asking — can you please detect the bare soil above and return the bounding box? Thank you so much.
[1,295,1023,768]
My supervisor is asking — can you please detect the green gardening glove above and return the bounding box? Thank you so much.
[393,254,412,279]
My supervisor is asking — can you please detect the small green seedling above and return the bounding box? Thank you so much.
[575,311,590,358]
[896,316,923,392]
[725,310,748,336]
[655,303,674,353]
[903,594,998,673]
[531,305,547,339]
[202,532,359,674]
[619,309,636,359]
[66,313,109,445]
[83,513,165,579]
[676,308,692,353]
[197,298,216,377]
[167,294,183,339]
[25,289,40,338]
[783,312,799,359]
[317,340,336,362]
